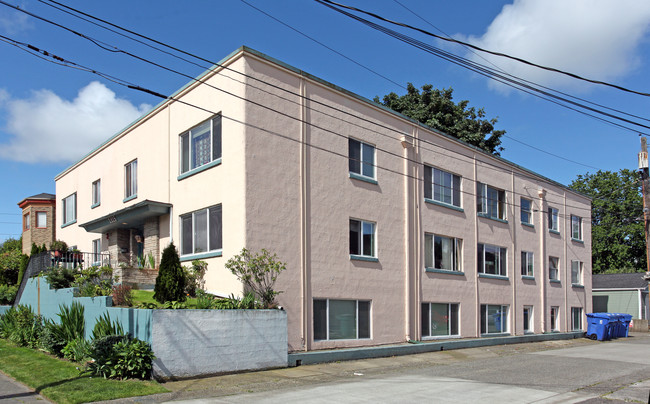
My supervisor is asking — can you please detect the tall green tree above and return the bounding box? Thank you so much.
[374,84,505,155]
[153,243,186,303]
[569,169,645,273]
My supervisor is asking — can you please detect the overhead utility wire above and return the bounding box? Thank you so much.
[317,0,650,97]
[316,0,650,133]
[34,0,605,177]
[1,34,587,216]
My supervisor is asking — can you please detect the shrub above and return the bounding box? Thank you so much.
[62,338,91,362]
[184,260,207,297]
[91,313,125,340]
[87,335,154,380]
[111,284,133,306]
[0,249,21,285]
[213,292,260,309]
[0,284,17,305]
[195,290,216,309]
[50,240,68,252]
[0,305,43,348]
[225,248,286,308]
[46,267,76,289]
[153,243,186,304]
[57,302,85,342]
[74,266,113,297]
[40,321,66,357]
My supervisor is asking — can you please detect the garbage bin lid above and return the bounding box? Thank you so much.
[587,313,611,319]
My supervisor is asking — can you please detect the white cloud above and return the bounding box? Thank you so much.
[0,3,33,34]
[460,0,650,91]
[0,82,151,163]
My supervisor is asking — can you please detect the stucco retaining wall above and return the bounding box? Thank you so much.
[151,309,287,379]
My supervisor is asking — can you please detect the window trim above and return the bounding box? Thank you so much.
[124,159,137,202]
[35,211,47,229]
[23,213,30,231]
[521,251,534,278]
[313,298,371,341]
[349,218,376,259]
[480,304,509,335]
[91,179,101,208]
[571,260,583,286]
[550,306,559,332]
[571,307,583,331]
[348,138,376,181]
[92,238,101,266]
[477,243,507,277]
[571,215,583,241]
[523,305,533,334]
[477,182,507,221]
[421,302,460,338]
[424,165,462,209]
[549,256,560,281]
[179,204,223,259]
[179,115,223,179]
[425,233,462,273]
[62,193,77,227]
[548,207,559,233]
[520,197,532,225]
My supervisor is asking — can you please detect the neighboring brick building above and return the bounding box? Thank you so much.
[18,193,56,255]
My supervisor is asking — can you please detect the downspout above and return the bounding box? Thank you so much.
[168,106,173,246]
[511,172,517,335]
[538,189,547,332]
[563,192,569,330]
[299,76,310,351]
[473,156,480,337]
[403,131,412,342]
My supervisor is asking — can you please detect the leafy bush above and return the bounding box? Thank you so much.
[111,284,133,307]
[0,249,21,285]
[153,243,186,304]
[184,260,207,297]
[74,266,113,297]
[40,321,66,357]
[0,284,17,305]
[225,248,286,308]
[87,335,154,380]
[161,301,186,309]
[17,253,29,285]
[195,290,216,309]
[46,267,76,289]
[57,302,85,342]
[0,305,43,348]
[213,292,260,309]
[62,338,91,362]
[91,313,125,340]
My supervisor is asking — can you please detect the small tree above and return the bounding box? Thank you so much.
[153,243,186,303]
[225,248,286,308]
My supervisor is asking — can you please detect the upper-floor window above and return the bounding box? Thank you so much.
[549,256,559,281]
[571,215,582,240]
[477,182,506,220]
[571,260,583,285]
[36,212,47,228]
[180,115,222,175]
[521,251,534,277]
[520,198,532,225]
[124,159,137,200]
[425,233,462,272]
[23,213,30,230]
[424,166,461,208]
[62,193,77,225]
[348,138,375,180]
[350,219,376,258]
[478,243,507,276]
[548,207,559,232]
[92,179,101,207]
[180,204,222,256]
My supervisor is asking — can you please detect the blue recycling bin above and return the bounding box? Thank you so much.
[612,313,632,337]
[603,313,620,339]
[586,313,611,341]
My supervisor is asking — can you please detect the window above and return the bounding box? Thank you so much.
[521,251,534,277]
[92,239,101,265]
[313,299,370,340]
[520,198,532,224]
[92,179,101,207]
[571,215,582,240]
[180,115,222,174]
[549,256,559,281]
[548,207,559,232]
[36,212,47,228]
[421,303,459,337]
[348,138,375,180]
[124,160,137,200]
[477,243,507,276]
[477,182,506,220]
[180,205,222,256]
[571,260,583,285]
[550,306,559,331]
[571,307,583,331]
[425,234,462,272]
[349,219,376,258]
[62,193,76,225]
[480,304,508,334]
[424,166,461,207]
[23,213,30,230]
[523,306,533,333]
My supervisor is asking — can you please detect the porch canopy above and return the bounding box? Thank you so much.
[79,200,172,233]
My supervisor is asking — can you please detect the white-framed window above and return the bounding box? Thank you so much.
[425,234,462,272]
[62,193,76,225]
[550,306,559,331]
[480,304,508,334]
[523,306,533,333]
[92,239,101,265]
[180,115,222,174]
[23,213,30,230]
[571,260,583,285]
[92,179,101,207]
[478,243,507,276]
[571,307,583,331]
[348,138,375,180]
[548,207,559,232]
[124,159,137,200]
[521,251,534,277]
[36,212,47,228]
[549,256,560,281]
[424,166,461,208]
[313,299,371,340]
[477,182,506,220]
[180,204,222,256]
[520,197,532,224]
[571,215,582,240]
[421,302,459,337]
[349,219,376,258]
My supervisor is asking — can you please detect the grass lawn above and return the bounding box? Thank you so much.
[0,339,168,404]
[131,289,200,308]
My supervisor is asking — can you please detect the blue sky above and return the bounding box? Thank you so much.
[1,0,650,243]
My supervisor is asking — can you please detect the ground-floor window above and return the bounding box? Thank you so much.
[523,306,533,333]
[480,304,509,334]
[180,204,222,256]
[571,307,583,331]
[550,306,559,331]
[313,299,371,340]
[421,302,459,337]
[92,239,101,265]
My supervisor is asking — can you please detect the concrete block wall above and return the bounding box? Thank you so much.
[113,267,159,290]
[143,217,160,268]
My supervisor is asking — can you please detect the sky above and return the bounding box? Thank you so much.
[1,0,650,243]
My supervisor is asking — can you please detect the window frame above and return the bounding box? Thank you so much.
[92,238,101,265]
[477,243,507,277]
[348,138,376,181]
[523,306,533,333]
[548,207,559,232]
[179,204,223,259]
[571,215,582,240]
[571,260,583,285]
[520,197,532,225]
[550,306,559,331]
[571,307,583,331]
[424,165,462,208]
[477,182,507,221]
[549,256,560,281]
[92,179,101,208]
[35,211,47,229]
[480,304,509,335]
[349,218,376,259]
[521,251,534,277]
[421,302,460,338]
[23,213,30,231]
[313,298,371,341]
[179,115,223,176]
[62,193,77,226]
[124,159,137,201]
[425,233,462,272]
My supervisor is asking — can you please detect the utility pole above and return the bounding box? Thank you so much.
[638,137,650,275]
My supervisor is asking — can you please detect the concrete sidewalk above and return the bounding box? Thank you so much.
[0,370,48,403]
